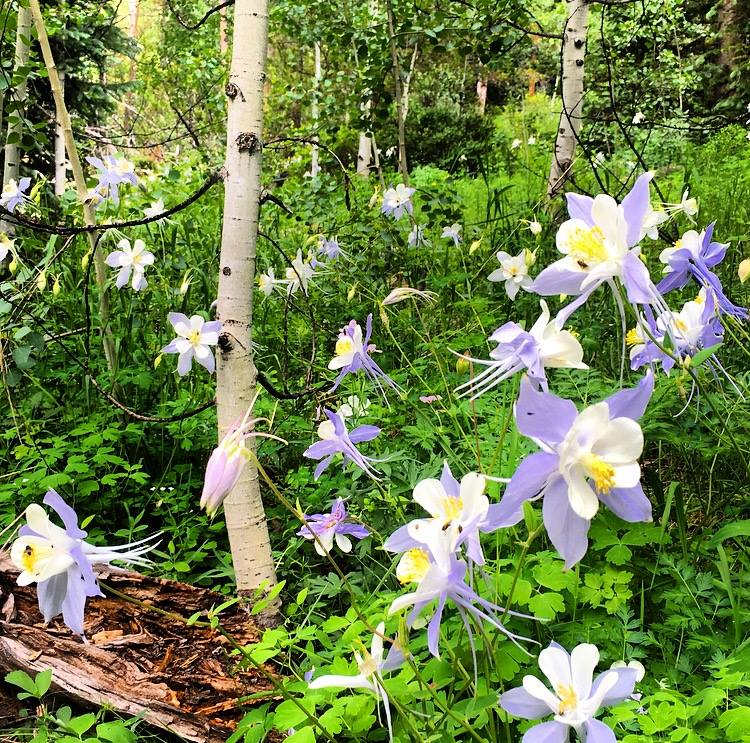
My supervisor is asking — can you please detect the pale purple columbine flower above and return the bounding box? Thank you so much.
[657,223,748,319]
[303,408,381,480]
[630,289,723,373]
[328,315,398,398]
[455,300,587,400]
[441,223,462,246]
[297,498,370,555]
[162,312,222,376]
[531,172,670,328]
[285,249,315,295]
[201,396,286,516]
[105,238,155,291]
[144,199,166,219]
[488,250,534,300]
[408,223,431,248]
[309,623,404,743]
[381,184,415,220]
[318,236,344,260]
[491,372,654,568]
[86,155,137,205]
[1,177,32,213]
[10,490,157,636]
[387,530,531,658]
[499,642,639,742]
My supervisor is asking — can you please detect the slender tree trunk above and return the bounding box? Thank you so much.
[29,0,120,388]
[310,41,321,177]
[385,0,408,184]
[356,129,372,177]
[54,72,66,197]
[401,43,418,122]
[219,4,229,53]
[2,5,32,236]
[217,0,278,601]
[547,0,589,199]
[476,77,488,114]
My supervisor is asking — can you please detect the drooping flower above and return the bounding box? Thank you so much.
[328,315,398,397]
[441,223,462,246]
[531,173,669,327]
[144,198,166,219]
[491,372,654,568]
[739,259,750,284]
[407,223,431,248]
[381,184,415,220]
[0,233,15,263]
[303,408,381,480]
[632,111,645,124]
[387,529,530,658]
[10,490,157,635]
[382,287,437,306]
[105,238,155,291]
[201,397,286,515]
[657,224,747,319]
[309,623,404,743]
[162,312,222,376]
[86,155,138,205]
[488,249,534,300]
[499,642,640,742]
[258,267,288,297]
[337,395,371,419]
[318,236,344,260]
[629,290,723,373]
[455,300,587,399]
[297,498,370,555]
[285,249,315,295]
[528,220,543,236]
[0,177,31,213]
[511,139,522,150]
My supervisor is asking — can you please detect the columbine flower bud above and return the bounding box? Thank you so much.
[36,270,47,291]
[528,220,542,236]
[52,276,61,296]
[81,250,91,270]
[347,283,358,301]
[9,258,18,274]
[739,259,750,284]
[179,270,193,296]
[456,355,470,375]
[154,354,162,368]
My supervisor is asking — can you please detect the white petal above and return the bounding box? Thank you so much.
[335,533,352,553]
[538,645,573,692]
[566,467,600,520]
[522,675,560,714]
[594,418,643,464]
[570,643,599,700]
[612,462,641,489]
[412,479,448,518]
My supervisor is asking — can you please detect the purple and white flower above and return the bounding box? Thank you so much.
[499,642,640,742]
[408,223,431,248]
[86,155,137,205]
[303,408,381,480]
[10,490,157,635]
[488,250,534,300]
[441,223,462,246]
[491,372,654,568]
[297,498,369,555]
[1,177,31,213]
[381,184,414,220]
[258,267,288,297]
[328,315,398,397]
[144,198,166,219]
[285,249,315,295]
[657,224,748,319]
[162,312,222,376]
[0,233,15,263]
[105,238,154,291]
[309,623,404,742]
[455,300,587,399]
[318,236,344,260]
[382,287,437,306]
[531,173,668,327]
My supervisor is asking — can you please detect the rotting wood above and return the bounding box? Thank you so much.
[0,554,278,743]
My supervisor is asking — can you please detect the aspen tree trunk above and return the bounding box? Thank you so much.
[219,5,229,53]
[54,72,66,196]
[1,5,32,236]
[29,0,120,387]
[401,43,418,122]
[310,42,321,177]
[217,0,278,600]
[385,0,408,184]
[356,129,372,177]
[547,0,589,199]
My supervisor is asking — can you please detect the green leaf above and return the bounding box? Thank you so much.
[606,544,632,565]
[708,520,750,546]
[273,698,314,731]
[96,721,137,743]
[284,727,315,743]
[64,713,97,736]
[719,707,750,740]
[528,592,565,619]
[690,344,721,368]
[35,669,52,697]
[5,670,38,696]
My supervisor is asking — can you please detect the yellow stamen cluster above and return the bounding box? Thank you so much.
[585,454,616,494]
[21,544,37,572]
[358,652,378,678]
[556,684,578,715]
[566,226,607,267]
[625,328,641,346]
[187,328,202,346]
[442,496,464,523]
[335,337,355,356]
[397,548,430,585]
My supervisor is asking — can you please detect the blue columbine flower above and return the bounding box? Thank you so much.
[297,497,370,555]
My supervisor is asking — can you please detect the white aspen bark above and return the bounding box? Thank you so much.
[219,4,229,53]
[2,5,32,235]
[476,77,488,114]
[310,42,321,178]
[54,72,66,197]
[547,0,589,199]
[401,43,418,122]
[28,0,120,387]
[356,130,372,177]
[217,0,277,598]
[385,0,408,184]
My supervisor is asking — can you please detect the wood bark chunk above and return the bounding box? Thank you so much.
[0,554,277,742]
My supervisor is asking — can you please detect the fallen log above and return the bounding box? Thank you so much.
[0,553,278,742]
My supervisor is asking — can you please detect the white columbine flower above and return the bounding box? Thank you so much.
[105,238,155,291]
[285,249,315,295]
[381,184,415,220]
[161,312,223,376]
[144,199,166,219]
[527,136,536,145]
[408,223,431,248]
[511,139,522,150]
[488,249,533,300]
[259,267,288,297]
[441,223,462,246]
[632,111,645,124]
[382,287,437,306]
[0,233,14,263]
[528,220,543,236]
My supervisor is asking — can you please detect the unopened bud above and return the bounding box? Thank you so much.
[9,258,18,274]
[36,270,46,291]
[456,355,470,375]
[469,238,482,255]
[52,276,61,296]
[739,258,750,284]
[379,303,389,328]
[347,283,358,301]
[81,250,91,270]
[154,353,163,369]
[528,220,542,236]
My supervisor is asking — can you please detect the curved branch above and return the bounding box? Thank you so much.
[164,0,234,31]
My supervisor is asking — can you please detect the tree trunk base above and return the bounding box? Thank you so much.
[0,554,278,742]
